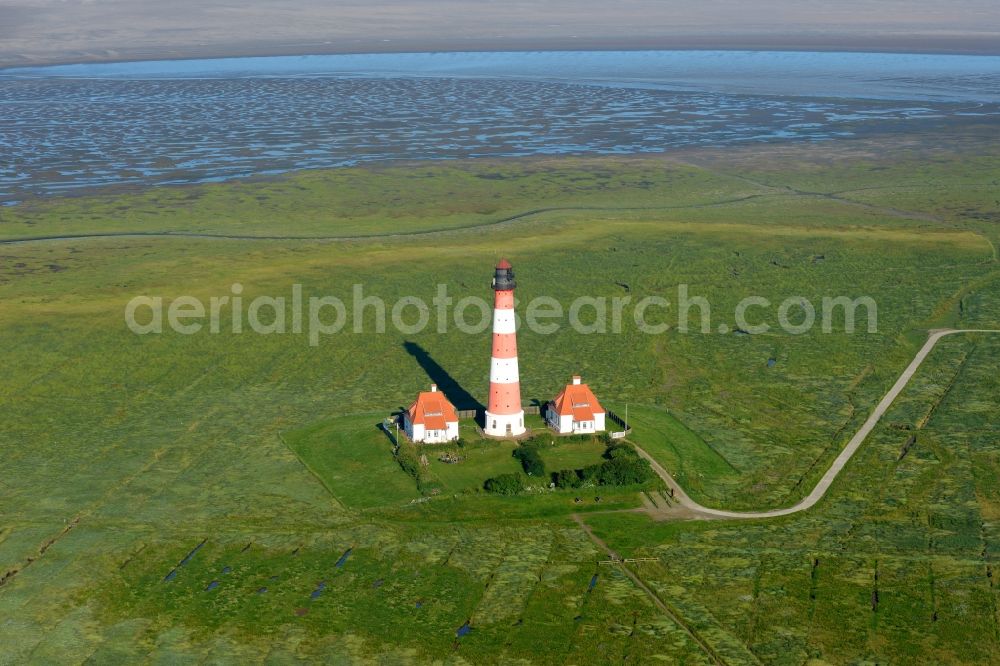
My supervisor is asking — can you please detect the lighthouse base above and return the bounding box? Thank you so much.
[483,410,526,438]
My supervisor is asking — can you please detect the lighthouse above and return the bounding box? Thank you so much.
[484,258,526,438]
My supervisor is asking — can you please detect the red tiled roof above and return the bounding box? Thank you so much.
[407,387,458,430]
[551,379,605,422]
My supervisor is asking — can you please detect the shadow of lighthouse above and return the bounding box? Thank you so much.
[402,341,485,413]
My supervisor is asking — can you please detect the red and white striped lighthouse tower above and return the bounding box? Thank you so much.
[484,258,526,438]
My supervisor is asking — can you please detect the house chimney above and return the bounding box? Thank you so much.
[572,375,582,385]
[430,384,437,392]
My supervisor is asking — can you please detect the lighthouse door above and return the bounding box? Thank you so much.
[506,423,512,436]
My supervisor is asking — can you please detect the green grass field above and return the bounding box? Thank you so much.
[1,130,999,663]
[426,439,523,492]
[283,413,420,509]
[288,414,622,499]
[537,438,608,472]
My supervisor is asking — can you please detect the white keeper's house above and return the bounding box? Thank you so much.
[545,375,607,434]
[402,384,460,443]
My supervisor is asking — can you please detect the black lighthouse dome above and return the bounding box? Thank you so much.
[492,258,516,291]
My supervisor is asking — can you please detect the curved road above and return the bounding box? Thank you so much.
[0,194,815,246]
[636,328,1000,520]
[0,199,764,245]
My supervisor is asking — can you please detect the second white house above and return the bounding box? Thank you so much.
[545,375,607,434]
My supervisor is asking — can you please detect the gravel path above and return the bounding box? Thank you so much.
[635,328,1000,520]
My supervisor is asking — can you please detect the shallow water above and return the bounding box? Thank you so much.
[1,50,998,202]
[161,540,206,582]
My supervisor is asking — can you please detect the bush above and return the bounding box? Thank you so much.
[484,473,524,495]
[565,448,654,489]
[394,445,421,478]
[513,445,545,477]
[604,442,639,460]
[596,456,653,486]
[553,468,583,489]
[496,441,652,495]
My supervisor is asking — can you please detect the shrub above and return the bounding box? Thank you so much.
[513,445,545,477]
[395,443,441,495]
[498,441,652,495]
[394,445,421,478]
[553,468,583,489]
[596,456,653,486]
[604,442,639,460]
[484,473,525,495]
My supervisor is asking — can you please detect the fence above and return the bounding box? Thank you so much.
[599,557,659,566]
[606,409,631,440]
[456,405,539,420]
[380,420,399,447]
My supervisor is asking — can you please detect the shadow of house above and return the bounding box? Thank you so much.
[402,341,484,413]
[376,421,398,446]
